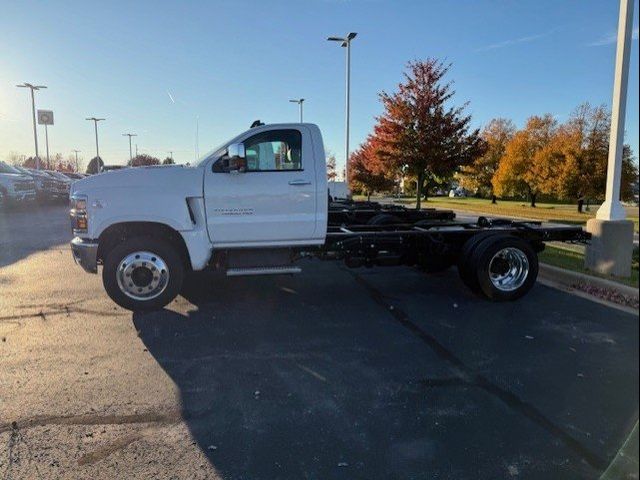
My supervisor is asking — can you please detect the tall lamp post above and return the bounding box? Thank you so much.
[16,83,47,169]
[72,150,81,172]
[327,32,357,184]
[289,98,305,122]
[122,133,137,163]
[86,117,105,160]
[586,0,635,278]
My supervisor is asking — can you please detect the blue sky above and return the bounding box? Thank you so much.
[1,0,638,172]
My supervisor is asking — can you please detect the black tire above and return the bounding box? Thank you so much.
[457,232,500,291]
[102,236,185,311]
[471,236,538,301]
[367,213,402,226]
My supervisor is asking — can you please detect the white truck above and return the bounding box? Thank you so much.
[70,123,588,310]
[0,161,36,208]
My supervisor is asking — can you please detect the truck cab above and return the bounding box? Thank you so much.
[70,123,328,309]
[202,123,328,247]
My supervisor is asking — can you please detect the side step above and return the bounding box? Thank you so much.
[226,266,302,277]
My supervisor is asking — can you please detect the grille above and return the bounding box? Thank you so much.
[14,181,35,192]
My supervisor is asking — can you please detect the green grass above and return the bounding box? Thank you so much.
[370,196,640,233]
[539,244,639,288]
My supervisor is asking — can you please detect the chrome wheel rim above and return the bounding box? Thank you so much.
[116,251,169,301]
[488,247,529,292]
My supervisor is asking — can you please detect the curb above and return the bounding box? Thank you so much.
[539,263,638,298]
[538,263,639,313]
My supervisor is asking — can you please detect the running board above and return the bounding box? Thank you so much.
[226,266,302,277]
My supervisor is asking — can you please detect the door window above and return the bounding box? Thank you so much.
[244,129,302,172]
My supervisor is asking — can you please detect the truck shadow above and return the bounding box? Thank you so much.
[131,266,470,479]
[131,264,638,480]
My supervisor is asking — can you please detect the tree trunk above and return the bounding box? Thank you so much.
[491,194,497,204]
[530,192,537,208]
[415,172,424,210]
[367,191,371,202]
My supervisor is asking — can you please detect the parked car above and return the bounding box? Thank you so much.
[0,161,36,207]
[12,166,58,203]
[43,170,72,201]
[101,165,127,173]
[59,172,84,180]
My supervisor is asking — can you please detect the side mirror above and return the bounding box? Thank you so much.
[226,143,246,173]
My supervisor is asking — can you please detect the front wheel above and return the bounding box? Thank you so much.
[102,236,184,311]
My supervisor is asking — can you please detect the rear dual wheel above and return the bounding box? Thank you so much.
[458,235,538,301]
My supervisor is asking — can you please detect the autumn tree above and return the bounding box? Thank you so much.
[374,59,485,209]
[162,157,175,165]
[554,103,638,202]
[86,156,104,174]
[8,152,26,166]
[22,157,41,169]
[492,114,558,207]
[348,137,396,200]
[458,118,515,198]
[129,154,160,167]
[326,152,338,181]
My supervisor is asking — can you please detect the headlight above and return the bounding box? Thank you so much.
[70,194,88,234]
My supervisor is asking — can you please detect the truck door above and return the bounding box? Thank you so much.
[204,127,317,246]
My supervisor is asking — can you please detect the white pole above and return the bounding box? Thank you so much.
[596,0,634,221]
[345,40,351,185]
[30,88,40,170]
[45,124,50,169]
[94,121,100,159]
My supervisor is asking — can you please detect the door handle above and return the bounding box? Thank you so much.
[288,180,311,186]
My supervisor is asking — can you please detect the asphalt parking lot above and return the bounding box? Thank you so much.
[1,205,638,479]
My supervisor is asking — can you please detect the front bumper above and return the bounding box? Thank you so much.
[9,190,36,203]
[71,237,99,273]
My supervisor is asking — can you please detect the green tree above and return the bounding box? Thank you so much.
[86,156,104,174]
[162,156,175,165]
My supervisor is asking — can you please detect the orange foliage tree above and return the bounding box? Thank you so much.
[458,118,515,198]
[492,114,558,207]
[348,136,396,200]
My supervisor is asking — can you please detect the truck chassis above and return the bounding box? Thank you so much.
[304,200,591,302]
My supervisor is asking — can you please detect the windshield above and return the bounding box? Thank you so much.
[195,141,231,167]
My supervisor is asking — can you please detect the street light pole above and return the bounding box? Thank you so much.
[596,0,634,221]
[16,83,47,170]
[289,98,305,122]
[86,117,105,160]
[327,32,357,184]
[122,133,137,163]
[73,150,81,172]
[44,124,50,169]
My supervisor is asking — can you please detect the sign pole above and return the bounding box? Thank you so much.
[45,124,50,169]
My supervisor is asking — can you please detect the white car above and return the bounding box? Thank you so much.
[0,161,36,207]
